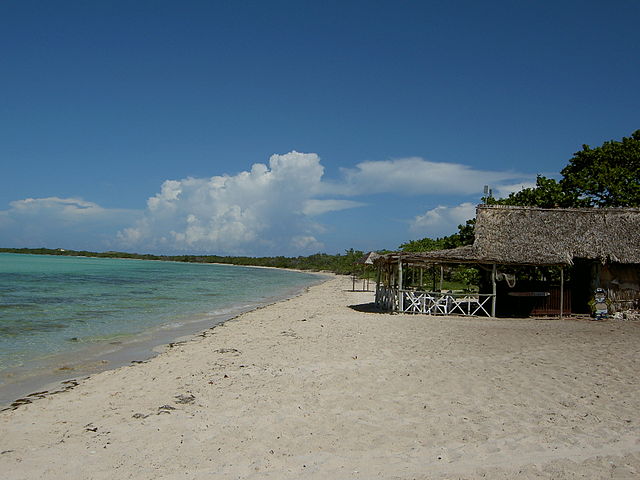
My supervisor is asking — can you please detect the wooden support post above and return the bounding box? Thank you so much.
[398,258,403,312]
[491,264,497,317]
[560,267,564,320]
[374,266,379,307]
[440,265,444,291]
[419,268,423,289]
[365,266,370,291]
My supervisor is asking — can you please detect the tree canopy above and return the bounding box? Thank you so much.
[399,219,475,252]
[489,175,585,208]
[560,129,640,207]
[490,130,640,209]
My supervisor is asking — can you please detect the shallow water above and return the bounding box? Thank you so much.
[0,253,323,404]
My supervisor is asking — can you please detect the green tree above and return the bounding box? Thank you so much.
[446,219,475,247]
[488,131,640,208]
[399,218,475,253]
[560,130,640,207]
[399,237,446,252]
[492,175,585,208]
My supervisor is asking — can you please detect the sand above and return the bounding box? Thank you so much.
[1,275,639,479]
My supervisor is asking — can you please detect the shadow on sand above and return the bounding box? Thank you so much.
[348,302,386,314]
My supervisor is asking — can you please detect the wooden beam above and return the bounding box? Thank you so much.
[491,264,497,317]
[560,267,564,319]
[398,258,403,312]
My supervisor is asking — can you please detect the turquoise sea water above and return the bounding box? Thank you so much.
[0,253,322,404]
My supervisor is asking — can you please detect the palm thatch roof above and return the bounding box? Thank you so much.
[355,251,380,265]
[376,205,640,267]
[475,205,640,265]
[376,246,482,267]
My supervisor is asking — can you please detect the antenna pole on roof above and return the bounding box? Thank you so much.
[482,185,493,204]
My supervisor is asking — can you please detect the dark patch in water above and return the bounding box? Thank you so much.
[0,321,68,336]
[74,310,118,318]
[0,303,39,310]
[30,296,77,305]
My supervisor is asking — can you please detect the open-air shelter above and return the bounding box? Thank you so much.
[374,205,640,318]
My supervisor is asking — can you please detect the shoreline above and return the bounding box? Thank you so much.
[0,266,330,409]
[0,249,352,275]
[1,275,639,479]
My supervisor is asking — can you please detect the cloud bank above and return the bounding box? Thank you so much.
[409,202,477,237]
[117,152,353,255]
[337,157,528,196]
[0,152,538,254]
[0,197,140,250]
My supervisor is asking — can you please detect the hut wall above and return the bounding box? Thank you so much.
[598,263,640,312]
[529,286,572,316]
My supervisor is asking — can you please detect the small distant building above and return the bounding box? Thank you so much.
[356,251,380,266]
[374,205,640,317]
[352,252,380,291]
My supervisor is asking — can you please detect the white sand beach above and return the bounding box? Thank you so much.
[1,274,639,479]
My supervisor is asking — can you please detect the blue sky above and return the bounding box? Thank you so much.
[1,1,638,255]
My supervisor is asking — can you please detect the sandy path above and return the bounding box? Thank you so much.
[1,275,639,479]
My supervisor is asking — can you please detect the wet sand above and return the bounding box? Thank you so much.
[1,275,639,479]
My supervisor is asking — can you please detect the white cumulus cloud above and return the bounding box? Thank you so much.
[117,151,361,255]
[1,152,543,255]
[0,197,140,250]
[301,199,366,216]
[336,157,531,196]
[491,180,538,199]
[409,202,477,238]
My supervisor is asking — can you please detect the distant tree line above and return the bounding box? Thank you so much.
[398,220,478,290]
[0,247,368,276]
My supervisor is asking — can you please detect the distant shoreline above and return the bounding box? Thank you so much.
[0,247,369,276]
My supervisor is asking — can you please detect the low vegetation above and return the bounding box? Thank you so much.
[0,247,369,276]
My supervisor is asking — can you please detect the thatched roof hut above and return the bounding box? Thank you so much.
[376,205,640,268]
[473,205,640,266]
[355,251,380,265]
[374,205,640,316]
